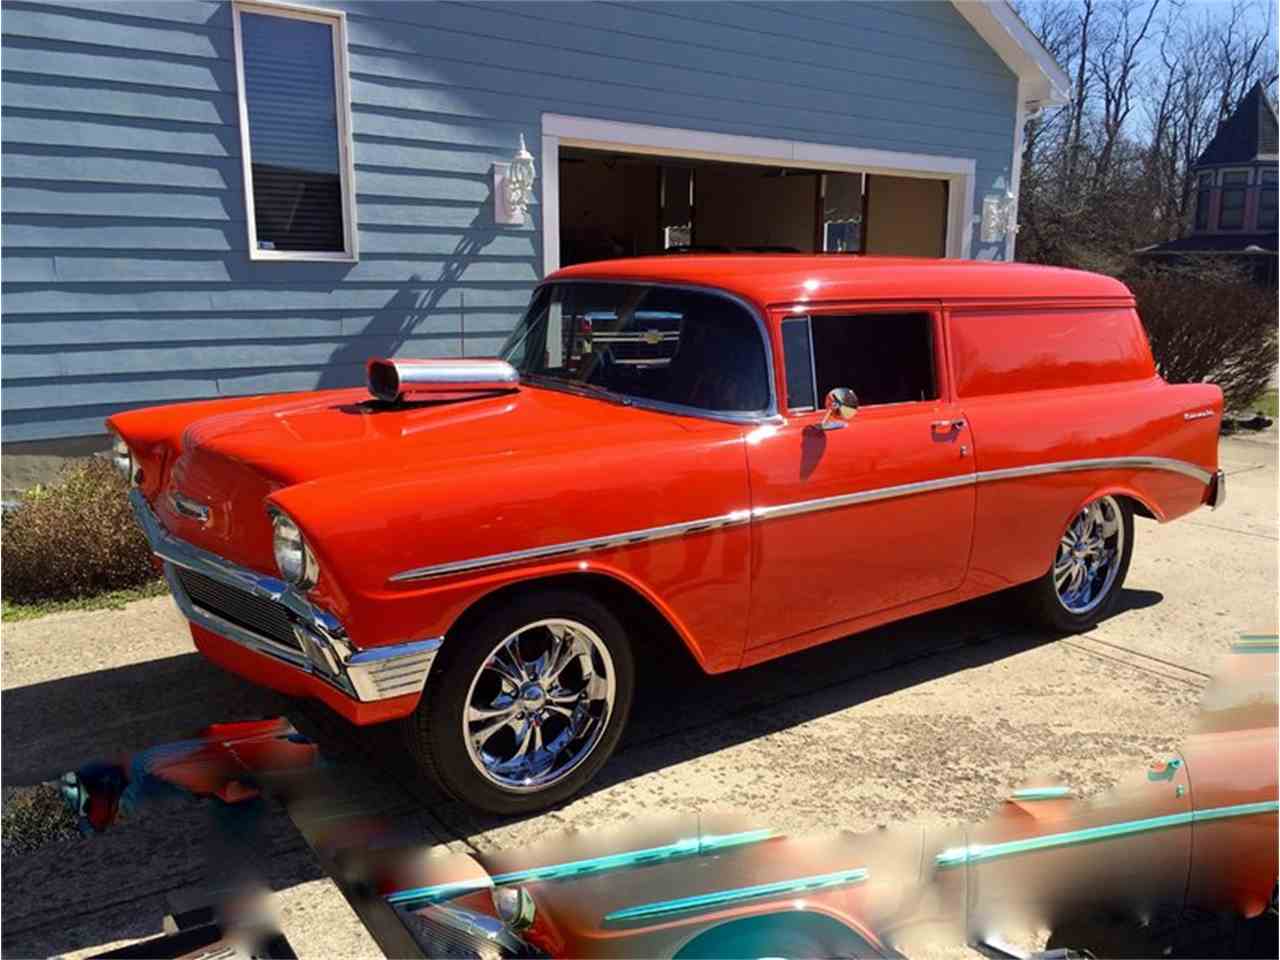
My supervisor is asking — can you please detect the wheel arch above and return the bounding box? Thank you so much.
[1035,486,1150,579]
[1061,485,1165,530]
[444,569,708,674]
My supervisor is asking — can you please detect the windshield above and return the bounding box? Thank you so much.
[500,283,771,415]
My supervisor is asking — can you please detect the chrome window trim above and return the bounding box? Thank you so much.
[130,490,441,702]
[389,455,1213,583]
[779,313,818,413]
[506,279,780,424]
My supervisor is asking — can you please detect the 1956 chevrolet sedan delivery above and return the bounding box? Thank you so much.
[108,256,1226,813]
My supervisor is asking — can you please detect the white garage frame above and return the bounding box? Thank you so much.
[539,113,977,277]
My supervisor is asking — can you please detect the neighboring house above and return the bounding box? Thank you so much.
[1138,81,1279,284]
[0,0,1067,485]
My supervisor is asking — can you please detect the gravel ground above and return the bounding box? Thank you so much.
[2,431,1275,958]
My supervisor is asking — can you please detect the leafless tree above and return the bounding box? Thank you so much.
[1013,0,1277,266]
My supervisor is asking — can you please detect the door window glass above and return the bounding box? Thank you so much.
[808,313,936,406]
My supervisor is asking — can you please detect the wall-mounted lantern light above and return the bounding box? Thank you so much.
[980,188,1018,244]
[494,134,536,226]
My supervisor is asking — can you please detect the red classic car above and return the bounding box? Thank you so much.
[109,255,1226,813]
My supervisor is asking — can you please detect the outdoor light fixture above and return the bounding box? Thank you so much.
[494,134,536,225]
[981,188,1019,244]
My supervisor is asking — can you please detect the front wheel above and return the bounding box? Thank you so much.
[405,589,634,815]
[1023,494,1135,632]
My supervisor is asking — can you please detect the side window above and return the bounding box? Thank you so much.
[1219,170,1249,230]
[1194,172,1213,230]
[233,2,357,260]
[1259,168,1277,231]
[950,307,1154,397]
[780,317,817,411]
[808,313,936,407]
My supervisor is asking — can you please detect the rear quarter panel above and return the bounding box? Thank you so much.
[946,301,1221,588]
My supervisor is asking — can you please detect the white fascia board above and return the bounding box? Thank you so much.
[950,0,1071,108]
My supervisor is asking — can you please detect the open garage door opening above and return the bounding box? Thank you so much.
[557,147,948,268]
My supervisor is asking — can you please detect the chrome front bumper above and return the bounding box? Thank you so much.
[129,490,441,703]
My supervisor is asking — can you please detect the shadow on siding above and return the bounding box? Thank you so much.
[319,194,504,389]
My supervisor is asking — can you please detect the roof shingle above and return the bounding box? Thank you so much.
[1197,81,1279,165]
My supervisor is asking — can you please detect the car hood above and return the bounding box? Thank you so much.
[177,384,700,489]
[139,383,728,593]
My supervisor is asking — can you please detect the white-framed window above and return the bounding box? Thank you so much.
[232,0,358,261]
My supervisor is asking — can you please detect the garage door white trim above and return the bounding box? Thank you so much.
[539,113,978,276]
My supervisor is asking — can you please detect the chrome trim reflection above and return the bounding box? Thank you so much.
[169,492,211,524]
[389,455,1215,584]
[1209,468,1226,510]
[367,357,519,402]
[975,455,1213,486]
[752,472,973,521]
[389,509,752,582]
[131,490,440,702]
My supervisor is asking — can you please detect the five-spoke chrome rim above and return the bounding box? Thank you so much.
[1054,496,1124,615]
[462,618,615,792]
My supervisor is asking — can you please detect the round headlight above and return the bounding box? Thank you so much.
[492,886,536,931]
[110,433,137,485]
[271,511,318,590]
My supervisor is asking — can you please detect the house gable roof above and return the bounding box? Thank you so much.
[949,1,1071,107]
[1197,81,1280,166]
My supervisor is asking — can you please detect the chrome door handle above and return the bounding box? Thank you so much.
[932,419,965,431]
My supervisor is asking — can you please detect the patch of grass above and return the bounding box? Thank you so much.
[1248,388,1278,419]
[2,581,168,622]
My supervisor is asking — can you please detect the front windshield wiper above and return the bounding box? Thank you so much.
[519,372,632,406]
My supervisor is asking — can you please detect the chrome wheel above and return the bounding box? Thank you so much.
[1054,496,1125,615]
[462,618,616,792]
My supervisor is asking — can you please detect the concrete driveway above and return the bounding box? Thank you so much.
[3,432,1276,958]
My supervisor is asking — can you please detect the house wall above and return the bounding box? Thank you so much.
[2,0,1018,444]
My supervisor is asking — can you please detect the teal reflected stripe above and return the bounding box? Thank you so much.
[603,867,870,924]
[936,800,1279,869]
[1012,787,1072,800]
[490,828,776,886]
[386,878,490,906]
[1189,800,1278,823]
[1231,635,1279,654]
[385,828,776,907]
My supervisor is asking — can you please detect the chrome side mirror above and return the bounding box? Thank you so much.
[819,387,859,431]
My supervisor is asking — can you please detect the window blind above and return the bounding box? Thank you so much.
[240,11,345,253]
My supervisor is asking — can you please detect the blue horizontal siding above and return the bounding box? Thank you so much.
[2,0,1017,442]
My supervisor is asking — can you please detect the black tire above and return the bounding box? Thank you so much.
[404,588,634,816]
[1023,495,1135,633]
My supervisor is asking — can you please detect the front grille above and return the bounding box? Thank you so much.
[173,566,301,652]
[396,906,526,959]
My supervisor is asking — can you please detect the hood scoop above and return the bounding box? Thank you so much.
[366,358,520,403]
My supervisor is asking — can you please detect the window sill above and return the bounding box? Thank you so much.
[248,250,358,263]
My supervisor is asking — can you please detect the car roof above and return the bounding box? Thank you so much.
[547,255,1132,308]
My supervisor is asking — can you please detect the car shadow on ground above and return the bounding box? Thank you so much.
[323,587,1143,840]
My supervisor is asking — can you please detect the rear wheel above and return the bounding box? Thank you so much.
[1024,495,1134,632]
[405,589,634,815]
